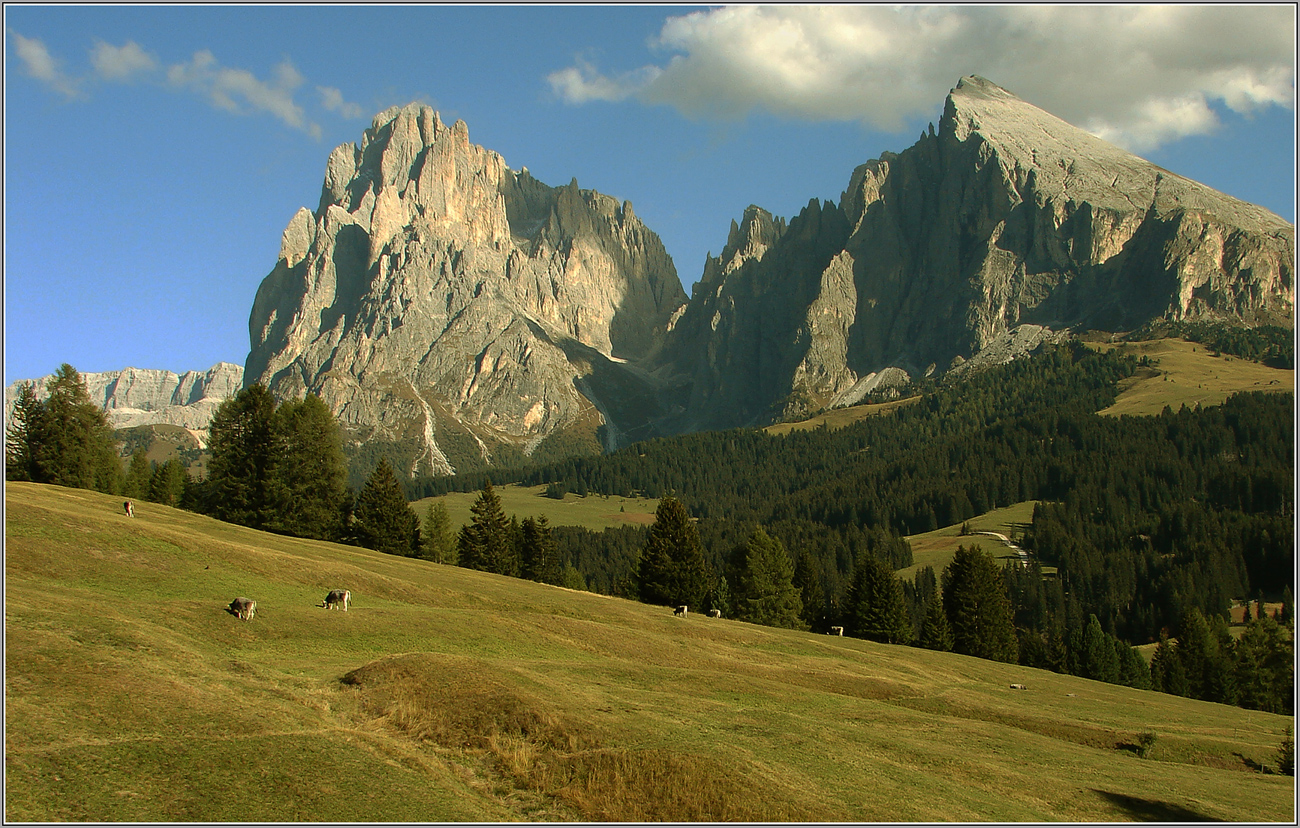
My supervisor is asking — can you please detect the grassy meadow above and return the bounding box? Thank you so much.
[411,484,659,531]
[763,395,920,436]
[898,501,1042,582]
[1087,338,1293,416]
[5,482,1295,822]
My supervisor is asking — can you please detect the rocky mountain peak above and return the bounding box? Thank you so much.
[246,102,687,480]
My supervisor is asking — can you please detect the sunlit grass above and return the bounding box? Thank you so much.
[1086,338,1292,417]
[5,482,1294,822]
[411,484,658,531]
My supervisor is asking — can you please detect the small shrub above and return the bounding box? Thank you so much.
[1135,731,1157,758]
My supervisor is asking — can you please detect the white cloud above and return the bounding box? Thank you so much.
[9,31,80,98]
[547,58,662,104]
[90,40,158,81]
[167,51,322,137]
[549,5,1296,151]
[318,85,364,119]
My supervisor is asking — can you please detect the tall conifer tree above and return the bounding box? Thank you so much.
[845,550,911,644]
[269,394,348,540]
[22,365,121,493]
[731,528,804,629]
[421,500,457,564]
[353,458,420,556]
[942,545,1018,663]
[638,495,709,608]
[206,384,279,529]
[522,515,562,585]
[458,481,514,575]
[4,381,41,482]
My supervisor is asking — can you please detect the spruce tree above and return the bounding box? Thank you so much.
[206,384,279,529]
[1150,633,1190,697]
[353,458,420,556]
[845,550,911,644]
[942,545,1018,663]
[268,394,348,540]
[792,551,824,631]
[25,365,121,493]
[521,515,562,584]
[731,528,804,629]
[421,500,456,564]
[458,481,513,574]
[124,449,151,499]
[638,495,709,609]
[919,596,954,651]
[4,381,41,482]
[1081,614,1120,683]
[148,458,188,507]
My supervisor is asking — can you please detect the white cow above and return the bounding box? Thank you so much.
[323,589,351,611]
[829,626,844,636]
[707,609,722,618]
[229,597,256,620]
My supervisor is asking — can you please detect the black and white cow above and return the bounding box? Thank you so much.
[229,597,256,620]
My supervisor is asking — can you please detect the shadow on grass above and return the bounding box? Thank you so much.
[1091,789,1222,822]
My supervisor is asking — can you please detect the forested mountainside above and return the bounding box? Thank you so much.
[419,340,1293,654]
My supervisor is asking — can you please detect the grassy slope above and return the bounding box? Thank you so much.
[6,482,1294,822]
[1087,338,1293,417]
[410,484,659,532]
[763,395,920,436]
[898,501,1041,582]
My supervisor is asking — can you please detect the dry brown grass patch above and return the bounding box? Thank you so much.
[339,652,820,821]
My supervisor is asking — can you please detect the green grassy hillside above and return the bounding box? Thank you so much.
[1087,338,1293,417]
[6,482,1294,822]
[411,484,658,532]
[898,501,1043,581]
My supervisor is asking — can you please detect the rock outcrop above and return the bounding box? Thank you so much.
[244,80,1293,475]
[245,104,687,477]
[4,362,243,435]
[655,75,1294,428]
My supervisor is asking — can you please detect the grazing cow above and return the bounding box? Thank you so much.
[674,605,688,617]
[829,626,844,636]
[707,609,722,618]
[323,589,351,611]
[123,500,134,518]
[229,597,256,620]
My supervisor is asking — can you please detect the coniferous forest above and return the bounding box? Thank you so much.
[415,341,1294,713]
[9,337,1293,714]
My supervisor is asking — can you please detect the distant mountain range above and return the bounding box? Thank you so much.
[4,362,243,444]
[14,76,1292,479]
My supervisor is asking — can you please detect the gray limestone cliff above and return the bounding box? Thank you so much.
[242,80,1294,475]
[656,75,1294,428]
[4,362,243,437]
[245,103,687,477]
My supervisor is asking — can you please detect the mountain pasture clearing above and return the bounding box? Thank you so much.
[412,484,659,531]
[1088,338,1293,417]
[5,483,1293,822]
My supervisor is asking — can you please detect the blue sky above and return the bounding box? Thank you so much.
[5,5,1295,382]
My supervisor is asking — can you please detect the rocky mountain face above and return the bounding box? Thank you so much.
[654,75,1294,427]
[245,79,1293,477]
[4,362,243,438]
[245,104,687,478]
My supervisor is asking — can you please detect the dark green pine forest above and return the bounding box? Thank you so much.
[416,339,1294,713]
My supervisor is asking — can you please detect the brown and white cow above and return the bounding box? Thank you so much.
[323,589,351,611]
[229,597,256,620]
